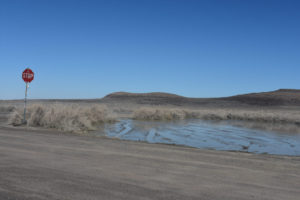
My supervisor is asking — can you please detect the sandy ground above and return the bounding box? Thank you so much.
[1,126,300,200]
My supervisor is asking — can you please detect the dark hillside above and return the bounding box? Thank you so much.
[103,89,300,106]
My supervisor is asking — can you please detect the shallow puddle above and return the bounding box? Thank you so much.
[94,119,300,156]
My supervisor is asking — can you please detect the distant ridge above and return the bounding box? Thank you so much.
[103,89,300,106]
[226,89,300,106]
[2,89,300,107]
[104,92,183,98]
[103,92,186,106]
[275,89,300,93]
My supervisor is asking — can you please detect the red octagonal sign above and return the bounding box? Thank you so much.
[22,68,34,83]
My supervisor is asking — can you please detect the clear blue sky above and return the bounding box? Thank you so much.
[0,0,299,99]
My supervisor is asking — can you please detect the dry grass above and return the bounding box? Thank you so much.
[0,105,16,112]
[133,107,300,125]
[4,103,300,133]
[132,106,300,133]
[9,104,115,133]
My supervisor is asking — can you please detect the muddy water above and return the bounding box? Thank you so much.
[95,119,300,156]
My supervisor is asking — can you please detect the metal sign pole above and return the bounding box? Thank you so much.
[23,82,28,124]
[21,68,34,124]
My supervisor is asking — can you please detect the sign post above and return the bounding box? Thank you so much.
[22,68,34,124]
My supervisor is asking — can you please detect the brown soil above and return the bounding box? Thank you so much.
[0,127,299,200]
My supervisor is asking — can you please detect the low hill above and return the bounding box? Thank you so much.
[226,89,300,106]
[103,89,300,107]
[2,89,299,107]
[103,92,188,106]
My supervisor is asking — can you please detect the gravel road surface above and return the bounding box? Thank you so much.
[0,127,299,200]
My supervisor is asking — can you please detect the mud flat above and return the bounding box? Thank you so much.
[98,119,300,156]
[0,126,300,200]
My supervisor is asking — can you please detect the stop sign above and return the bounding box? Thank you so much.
[22,68,34,83]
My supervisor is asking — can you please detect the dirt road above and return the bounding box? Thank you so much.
[0,126,299,200]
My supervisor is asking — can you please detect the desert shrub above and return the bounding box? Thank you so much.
[10,104,115,133]
[0,106,16,112]
[133,106,300,126]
